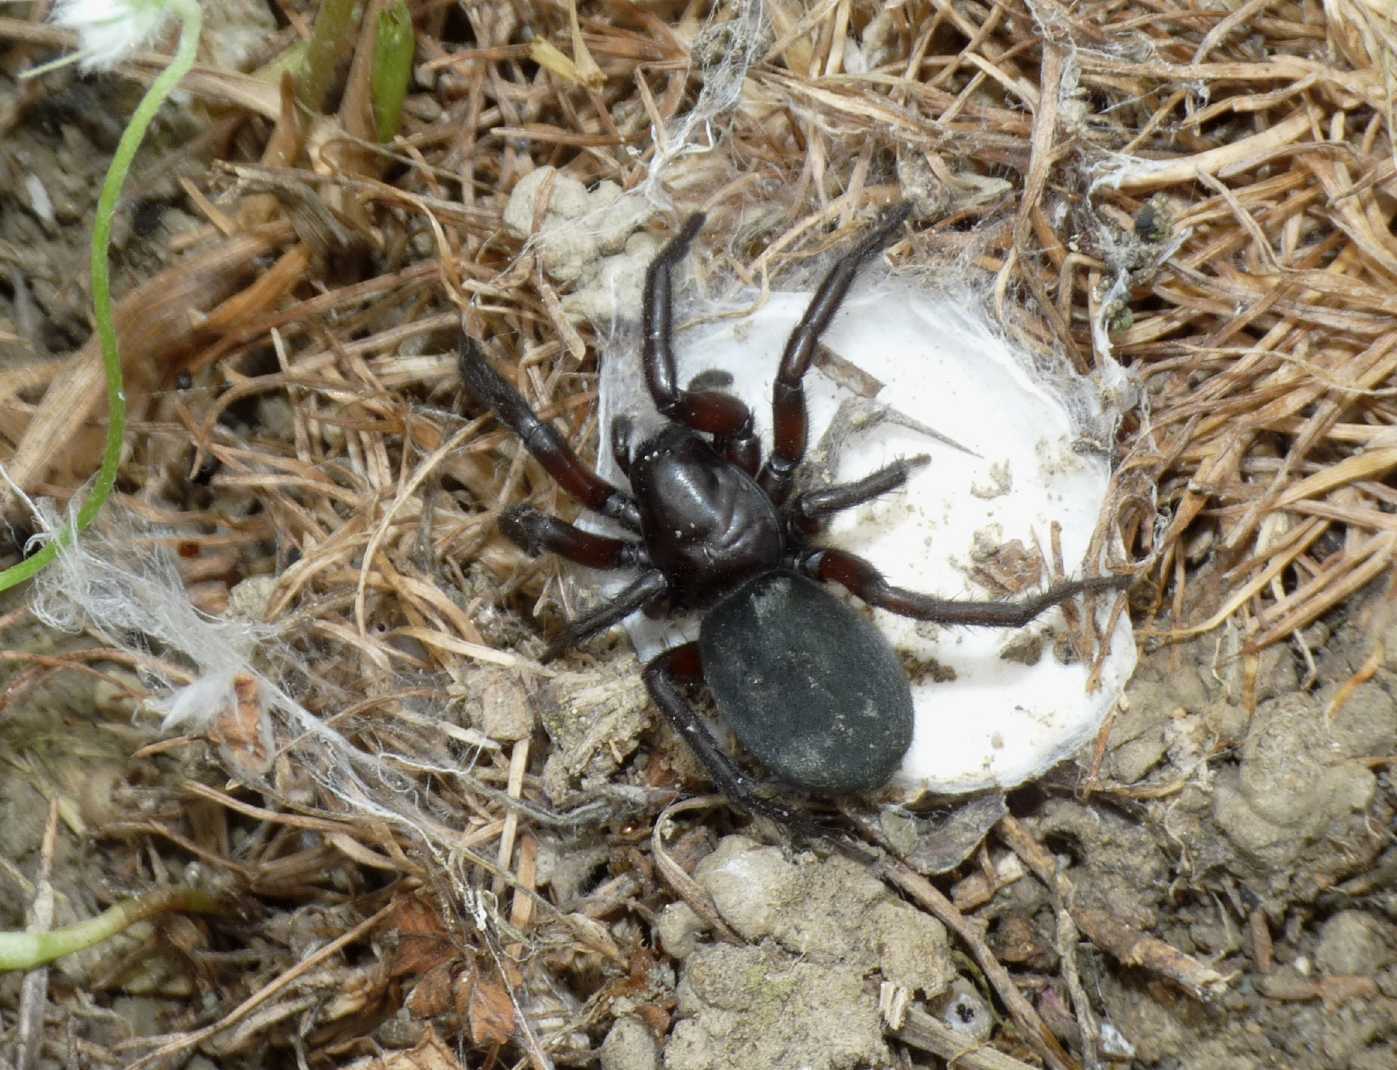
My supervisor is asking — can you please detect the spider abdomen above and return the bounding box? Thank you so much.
[699,571,915,794]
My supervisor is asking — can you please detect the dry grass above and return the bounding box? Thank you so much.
[3,0,1396,1066]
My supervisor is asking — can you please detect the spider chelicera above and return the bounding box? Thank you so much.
[458,203,1127,833]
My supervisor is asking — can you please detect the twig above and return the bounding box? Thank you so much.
[893,1005,1040,1070]
[122,901,394,1070]
[652,797,743,946]
[14,803,59,1070]
[880,857,1080,1070]
[998,817,1230,1002]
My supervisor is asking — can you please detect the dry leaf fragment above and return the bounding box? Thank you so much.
[389,896,455,979]
[466,969,515,1046]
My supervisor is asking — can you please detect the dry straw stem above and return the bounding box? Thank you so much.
[998,816,1230,1003]
[1077,4,1397,674]
[4,0,1397,1064]
[893,1005,1042,1070]
[883,856,1079,1070]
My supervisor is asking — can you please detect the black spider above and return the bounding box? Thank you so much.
[458,203,1126,833]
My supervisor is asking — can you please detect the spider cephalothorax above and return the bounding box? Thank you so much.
[459,203,1126,830]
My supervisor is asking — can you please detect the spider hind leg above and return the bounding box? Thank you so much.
[643,643,836,841]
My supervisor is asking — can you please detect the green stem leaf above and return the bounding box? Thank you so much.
[0,887,225,973]
[372,0,414,142]
[0,0,203,593]
[298,0,359,114]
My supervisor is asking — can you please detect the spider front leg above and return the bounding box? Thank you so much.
[542,570,669,662]
[498,507,660,659]
[643,643,835,840]
[459,336,641,532]
[501,507,649,570]
[758,202,914,505]
[611,416,636,480]
[798,546,1130,627]
[642,215,761,472]
[784,454,929,535]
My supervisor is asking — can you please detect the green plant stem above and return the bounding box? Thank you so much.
[0,0,203,593]
[0,887,225,972]
[299,0,359,113]
[371,0,414,141]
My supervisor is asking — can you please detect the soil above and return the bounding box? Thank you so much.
[2,50,1396,1070]
[1,76,201,363]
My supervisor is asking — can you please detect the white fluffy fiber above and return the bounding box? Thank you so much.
[48,0,176,72]
[29,504,271,732]
[25,506,436,839]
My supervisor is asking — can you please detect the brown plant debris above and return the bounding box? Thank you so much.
[3,1,1397,1068]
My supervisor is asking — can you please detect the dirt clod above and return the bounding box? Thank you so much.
[666,943,888,1070]
[535,664,651,799]
[1316,911,1396,978]
[601,1015,662,1070]
[695,836,953,995]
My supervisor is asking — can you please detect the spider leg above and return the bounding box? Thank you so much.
[611,416,635,480]
[643,643,833,839]
[613,396,760,479]
[642,214,762,468]
[543,570,669,661]
[785,454,929,535]
[501,506,649,570]
[459,336,641,532]
[717,427,761,477]
[679,370,763,474]
[758,202,914,505]
[798,546,1131,627]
